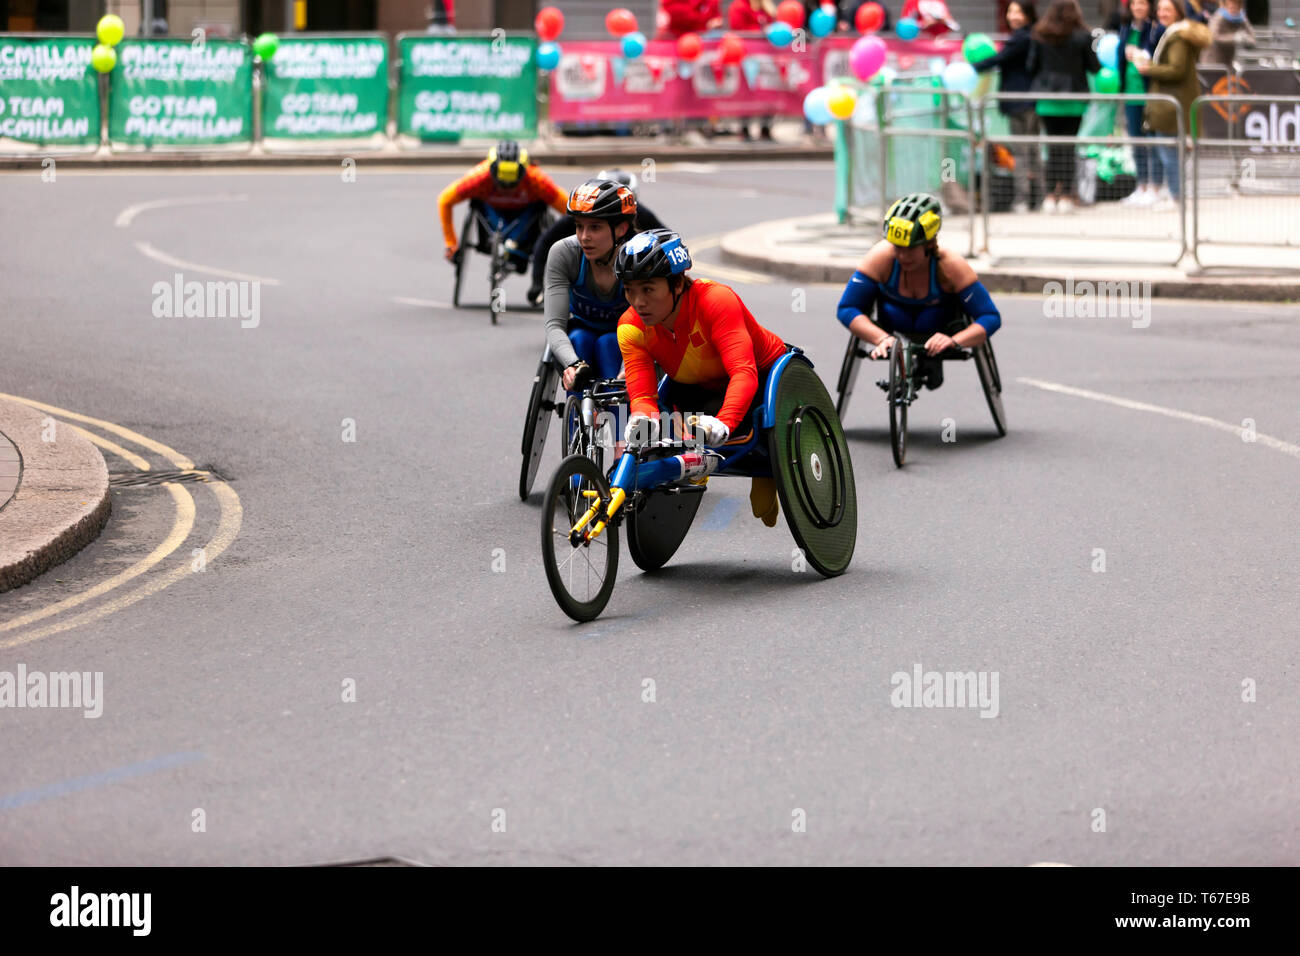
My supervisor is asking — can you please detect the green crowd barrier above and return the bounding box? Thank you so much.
[108,38,253,148]
[397,33,537,142]
[262,35,389,142]
[0,35,100,148]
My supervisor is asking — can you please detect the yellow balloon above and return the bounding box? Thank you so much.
[826,87,857,120]
[96,14,125,47]
[91,44,117,74]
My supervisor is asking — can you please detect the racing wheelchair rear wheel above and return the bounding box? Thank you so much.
[974,340,1007,437]
[835,333,868,421]
[519,350,562,500]
[452,214,472,309]
[889,339,909,468]
[767,355,857,578]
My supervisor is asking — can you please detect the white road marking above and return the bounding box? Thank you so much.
[392,296,452,309]
[1018,377,1300,459]
[115,193,249,228]
[133,241,282,286]
[664,162,719,174]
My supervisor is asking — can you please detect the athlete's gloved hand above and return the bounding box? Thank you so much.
[625,413,659,447]
[689,415,730,446]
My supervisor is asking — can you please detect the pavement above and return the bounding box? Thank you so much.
[0,397,111,593]
[721,209,1300,302]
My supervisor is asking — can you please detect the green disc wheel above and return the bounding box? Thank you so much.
[767,356,857,578]
[974,340,1007,436]
[626,486,706,572]
[888,340,908,468]
[541,454,619,622]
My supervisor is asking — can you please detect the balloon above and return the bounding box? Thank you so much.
[253,33,279,60]
[962,33,997,64]
[803,86,833,125]
[1094,66,1120,94]
[677,33,702,60]
[766,21,794,47]
[534,6,564,42]
[898,53,915,70]
[537,42,561,71]
[605,8,638,37]
[776,1,806,28]
[928,56,947,73]
[91,44,116,74]
[809,7,836,37]
[1097,32,1120,70]
[718,34,746,65]
[826,86,857,119]
[856,2,885,33]
[941,60,977,93]
[621,31,646,58]
[96,14,125,47]
[869,65,898,87]
[849,35,887,80]
[896,17,920,40]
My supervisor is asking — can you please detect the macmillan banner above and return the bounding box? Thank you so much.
[0,36,100,146]
[263,35,389,140]
[397,34,537,142]
[108,38,252,147]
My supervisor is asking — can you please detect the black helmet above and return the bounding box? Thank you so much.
[488,141,528,187]
[614,229,692,282]
[596,168,639,197]
[567,178,638,224]
[883,193,942,248]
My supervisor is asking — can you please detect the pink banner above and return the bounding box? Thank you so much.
[547,35,965,125]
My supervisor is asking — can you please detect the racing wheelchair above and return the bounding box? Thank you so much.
[540,348,858,622]
[518,353,623,500]
[835,320,1006,468]
[452,201,552,320]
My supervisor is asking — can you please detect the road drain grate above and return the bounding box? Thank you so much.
[110,464,232,487]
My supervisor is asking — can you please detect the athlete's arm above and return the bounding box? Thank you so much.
[437,169,483,255]
[937,252,1000,349]
[839,242,896,357]
[700,285,763,433]
[527,167,571,216]
[617,315,662,424]
[544,240,583,370]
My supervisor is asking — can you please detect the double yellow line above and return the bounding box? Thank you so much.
[0,393,242,649]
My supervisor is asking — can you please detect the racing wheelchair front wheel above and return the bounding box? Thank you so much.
[973,340,1007,437]
[541,454,619,622]
[767,355,857,578]
[888,340,909,468]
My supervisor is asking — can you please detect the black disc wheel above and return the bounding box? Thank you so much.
[541,454,619,622]
[767,356,857,578]
[626,486,706,572]
[835,333,867,421]
[519,354,561,500]
[888,340,908,468]
[974,340,1007,437]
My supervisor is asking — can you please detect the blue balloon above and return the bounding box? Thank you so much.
[896,17,920,40]
[809,8,835,38]
[621,31,646,59]
[537,42,561,71]
[1097,32,1120,71]
[803,86,833,125]
[941,60,977,94]
[766,21,794,48]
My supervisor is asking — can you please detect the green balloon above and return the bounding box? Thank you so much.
[91,44,117,74]
[1094,67,1120,94]
[253,33,280,61]
[962,33,997,64]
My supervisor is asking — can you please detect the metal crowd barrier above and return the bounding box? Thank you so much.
[1190,93,1300,268]
[977,91,1187,266]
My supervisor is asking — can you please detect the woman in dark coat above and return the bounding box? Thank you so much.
[971,1,1041,211]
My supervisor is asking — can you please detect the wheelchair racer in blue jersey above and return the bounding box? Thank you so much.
[543,178,641,394]
[836,192,1001,390]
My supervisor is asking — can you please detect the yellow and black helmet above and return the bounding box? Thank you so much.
[882,193,942,248]
[488,141,529,187]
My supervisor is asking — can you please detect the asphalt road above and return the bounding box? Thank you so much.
[0,161,1297,865]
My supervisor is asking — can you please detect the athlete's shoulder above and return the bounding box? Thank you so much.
[547,235,583,273]
[617,308,647,346]
[860,240,895,280]
[936,246,979,290]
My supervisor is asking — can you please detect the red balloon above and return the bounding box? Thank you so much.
[534,6,564,42]
[856,2,885,32]
[776,0,806,28]
[677,33,702,61]
[605,8,638,37]
[718,34,746,65]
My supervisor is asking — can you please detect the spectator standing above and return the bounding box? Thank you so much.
[1136,0,1211,207]
[1027,0,1101,212]
[1118,0,1164,204]
[1205,0,1256,65]
[971,1,1043,212]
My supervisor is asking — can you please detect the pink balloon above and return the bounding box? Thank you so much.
[849,35,887,81]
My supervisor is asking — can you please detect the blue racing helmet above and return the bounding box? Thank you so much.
[614,229,691,281]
